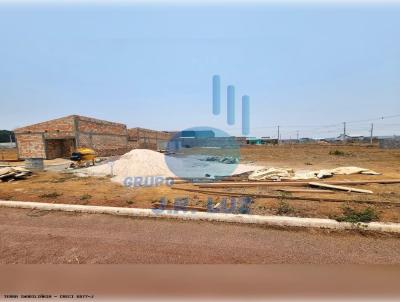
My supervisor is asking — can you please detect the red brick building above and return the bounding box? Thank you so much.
[14,115,128,159]
[127,127,174,151]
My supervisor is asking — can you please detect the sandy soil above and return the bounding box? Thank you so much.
[0,144,400,223]
[1,207,400,264]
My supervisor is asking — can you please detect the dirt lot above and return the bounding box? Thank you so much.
[1,207,400,264]
[1,144,400,223]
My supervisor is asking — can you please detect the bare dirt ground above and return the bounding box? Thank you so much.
[1,144,399,223]
[1,207,400,264]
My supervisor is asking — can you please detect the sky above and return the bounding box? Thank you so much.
[0,2,399,138]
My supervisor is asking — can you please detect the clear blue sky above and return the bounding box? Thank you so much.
[0,2,399,138]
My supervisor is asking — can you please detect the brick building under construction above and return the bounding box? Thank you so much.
[14,115,172,159]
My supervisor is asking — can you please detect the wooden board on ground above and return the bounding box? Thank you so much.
[276,188,335,194]
[195,179,400,188]
[171,186,400,206]
[309,182,373,194]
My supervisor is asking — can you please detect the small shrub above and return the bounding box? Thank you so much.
[278,191,292,199]
[329,150,346,156]
[39,192,62,198]
[51,174,76,183]
[335,206,379,223]
[276,201,294,215]
[80,194,92,201]
[126,200,133,205]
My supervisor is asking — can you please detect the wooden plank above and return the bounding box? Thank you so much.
[195,179,400,188]
[276,188,335,194]
[213,202,221,209]
[171,187,400,206]
[309,182,373,194]
[196,181,310,188]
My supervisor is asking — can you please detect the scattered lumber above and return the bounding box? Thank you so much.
[171,179,190,184]
[171,187,400,206]
[213,202,221,209]
[0,167,32,182]
[309,182,373,194]
[197,181,312,188]
[195,179,400,188]
[276,188,335,194]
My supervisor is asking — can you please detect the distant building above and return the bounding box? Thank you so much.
[299,137,315,143]
[379,136,400,149]
[246,137,262,145]
[14,115,172,159]
[261,137,278,145]
[180,130,215,139]
[335,134,365,142]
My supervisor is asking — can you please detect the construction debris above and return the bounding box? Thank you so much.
[309,182,373,194]
[0,166,32,182]
[276,188,335,194]
[203,156,239,164]
[248,168,294,181]
[171,186,400,206]
[248,166,380,181]
[195,179,400,188]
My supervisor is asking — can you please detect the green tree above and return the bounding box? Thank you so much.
[0,130,15,143]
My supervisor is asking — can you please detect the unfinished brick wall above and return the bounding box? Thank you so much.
[127,127,172,150]
[14,133,46,159]
[14,116,76,159]
[128,128,172,140]
[77,116,127,135]
[45,139,75,159]
[78,133,128,156]
[76,116,128,156]
[15,116,75,134]
[14,115,173,159]
[127,140,139,150]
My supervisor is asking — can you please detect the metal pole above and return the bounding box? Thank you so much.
[277,126,280,144]
[343,122,346,142]
[370,123,374,145]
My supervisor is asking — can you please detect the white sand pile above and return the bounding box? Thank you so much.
[79,149,262,184]
[82,149,176,181]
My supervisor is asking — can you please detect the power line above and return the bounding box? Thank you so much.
[345,114,400,124]
[223,113,400,131]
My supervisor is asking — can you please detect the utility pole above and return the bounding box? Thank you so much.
[342,122,347,142]
[370,123,374,145]
[296,130,299,142]
[277,125,280,144]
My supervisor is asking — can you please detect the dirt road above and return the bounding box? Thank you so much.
[0,208,399,264]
